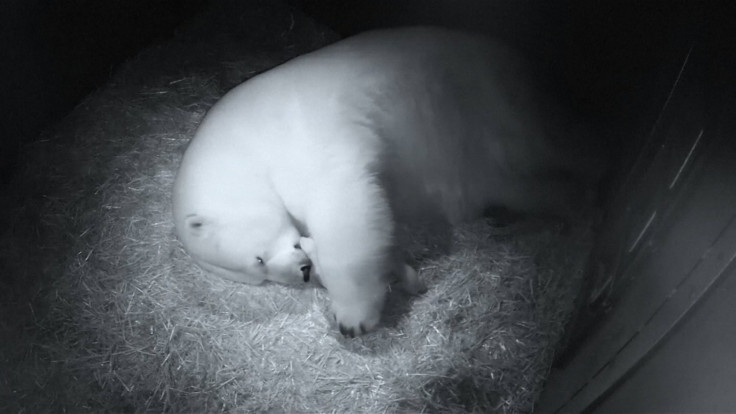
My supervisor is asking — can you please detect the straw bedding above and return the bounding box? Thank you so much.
[0,1,595,412]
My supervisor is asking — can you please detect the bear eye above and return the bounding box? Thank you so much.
[256,256,264,265]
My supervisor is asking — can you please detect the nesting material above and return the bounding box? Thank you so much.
[0,1,594,412]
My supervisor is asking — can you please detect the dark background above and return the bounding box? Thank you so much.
[0,0,713,185]
[0,0,207,183]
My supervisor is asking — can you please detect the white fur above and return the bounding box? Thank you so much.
[173,27,588,335]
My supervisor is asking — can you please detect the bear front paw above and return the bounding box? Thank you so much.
[331,300,382,338]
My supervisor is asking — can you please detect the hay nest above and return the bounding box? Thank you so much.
[0,1,594,412]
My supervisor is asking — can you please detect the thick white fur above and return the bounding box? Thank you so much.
[173,27,589,335]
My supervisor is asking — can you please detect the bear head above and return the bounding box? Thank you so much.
[177,207,312,285]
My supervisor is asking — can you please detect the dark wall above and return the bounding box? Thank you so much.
[593,262,736,412]
[0,0,208,184]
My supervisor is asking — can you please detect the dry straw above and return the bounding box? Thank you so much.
[0,1,594,412]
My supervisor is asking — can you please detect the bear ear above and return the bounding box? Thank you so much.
[183,214,210,237]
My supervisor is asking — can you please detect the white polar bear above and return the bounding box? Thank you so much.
[173,27,595,336]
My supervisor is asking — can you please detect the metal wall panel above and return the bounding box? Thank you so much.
[538,34,736,413]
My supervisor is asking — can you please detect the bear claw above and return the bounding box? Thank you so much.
[338,323,367,338]
[339,324,354,338]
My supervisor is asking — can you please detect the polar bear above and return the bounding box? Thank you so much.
[173,27,595,336]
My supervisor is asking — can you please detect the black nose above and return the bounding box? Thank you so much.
[300,265,311,282]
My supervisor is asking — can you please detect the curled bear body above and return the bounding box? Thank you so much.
[173,27,596,336]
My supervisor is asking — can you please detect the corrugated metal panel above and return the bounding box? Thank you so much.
[538,36,735,412]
